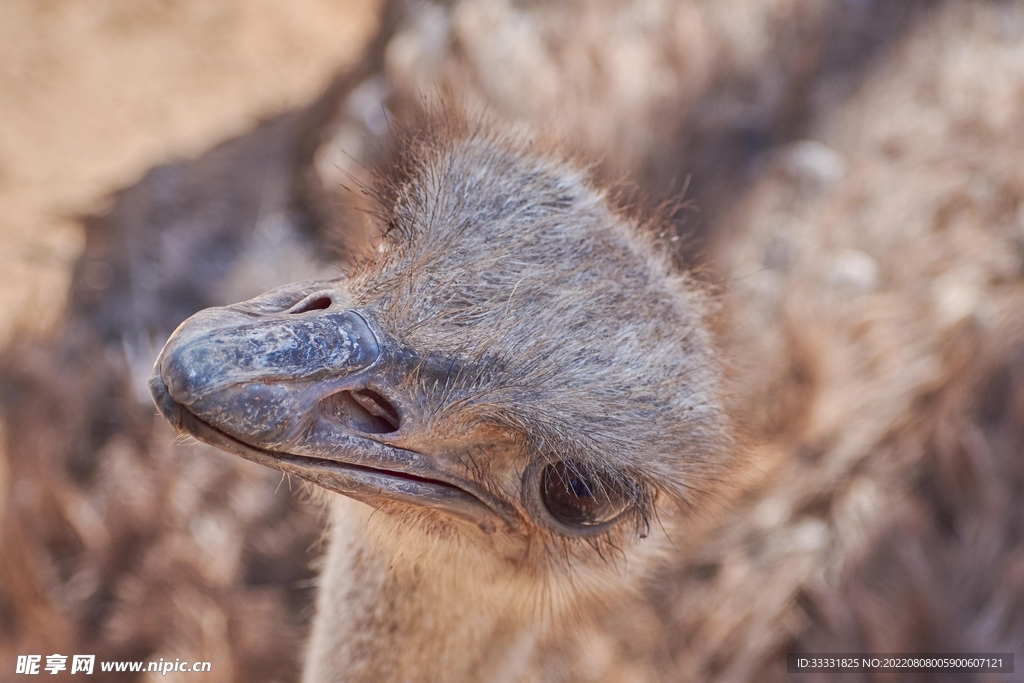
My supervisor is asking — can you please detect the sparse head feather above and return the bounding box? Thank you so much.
[347,114,734,527]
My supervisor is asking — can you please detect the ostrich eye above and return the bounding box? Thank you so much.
[540,462,629,527]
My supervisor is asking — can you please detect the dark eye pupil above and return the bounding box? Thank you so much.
[568,476,593,498]
[540,461,626,527]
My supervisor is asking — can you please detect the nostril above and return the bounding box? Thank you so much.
[321,389,400,434]
[287,295,333,314]
[350,389,400,431]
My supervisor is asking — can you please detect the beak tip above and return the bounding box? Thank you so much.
[154,341,207,409]
[149,370,181,428]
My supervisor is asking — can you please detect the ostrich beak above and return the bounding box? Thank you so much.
[149,281,517,534]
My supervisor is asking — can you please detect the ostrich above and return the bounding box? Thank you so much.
[150,118,741,681]
[4,0,1020,680]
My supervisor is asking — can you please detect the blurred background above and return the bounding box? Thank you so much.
[1,0,1023,681]
[0,0,377,348]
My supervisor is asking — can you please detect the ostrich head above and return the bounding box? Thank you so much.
[150,117,735,674]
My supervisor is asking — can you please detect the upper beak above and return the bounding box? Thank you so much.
[149,280,517,534]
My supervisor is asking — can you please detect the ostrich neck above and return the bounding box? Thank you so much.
[303,497,541,683]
